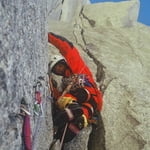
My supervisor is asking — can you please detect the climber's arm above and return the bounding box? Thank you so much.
[48,32,93,77]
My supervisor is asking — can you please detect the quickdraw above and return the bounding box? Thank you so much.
[32,77,48,149]
[33,81,44,116]
[19,77,49,150]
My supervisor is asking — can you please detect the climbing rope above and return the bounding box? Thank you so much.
[59,123,68,149]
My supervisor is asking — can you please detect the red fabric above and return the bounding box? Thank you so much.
[35,91,42,104]
[82,106,91,119]
[48,33,103,114]
[23,115,32,150]
[85,86,103,111]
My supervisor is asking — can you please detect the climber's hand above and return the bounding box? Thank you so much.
[54,102,86,126]
[73,114,88,129]
[53,102,88,143]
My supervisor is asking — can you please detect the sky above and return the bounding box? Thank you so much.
[90,0,150,26]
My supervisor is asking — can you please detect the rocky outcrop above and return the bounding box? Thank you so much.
[48,0,150,150]
[80,0,140,28]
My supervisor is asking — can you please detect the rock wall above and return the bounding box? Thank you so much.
[48,0,150,150]
[0,0,56,149]
[79,0,140,28]
[48,0,90,22]
[60,0,90,22]
[0,0,91,150]
[1,0,150,150]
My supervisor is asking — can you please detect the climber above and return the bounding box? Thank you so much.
[48,32,103,143]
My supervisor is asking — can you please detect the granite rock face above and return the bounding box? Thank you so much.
[80,0,140,28]
[0,0,54,150]
[48,0,90,22]
[1,0,150,150]
[0,0,90,150]
[48,0,150,150]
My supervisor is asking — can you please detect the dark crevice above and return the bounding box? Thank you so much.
[88,113,106,150]
[80,7,96,28]
[80,29,86,44]
[86,47,105,83]
[62,0,64,4]
[59,10,62,20]
[80,29,106,88]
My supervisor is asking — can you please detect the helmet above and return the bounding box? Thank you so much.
[48,55,65,73]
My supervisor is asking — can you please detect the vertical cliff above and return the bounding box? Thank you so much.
[0,0,90,150]
[0,0,54,149]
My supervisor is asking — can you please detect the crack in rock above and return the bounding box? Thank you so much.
[73,22,106,150]
[48,1,62,16]
[80,7,96,28]
[102,77,117,94]
[73,28,106,89]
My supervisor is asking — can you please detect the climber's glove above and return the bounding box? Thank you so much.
[57,94,76,110]
[73,114,88,129]
[54,102,88,129]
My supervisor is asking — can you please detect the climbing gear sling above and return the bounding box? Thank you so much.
[33,81,44,116]
[20,98,32,150]
[32,77,48,149]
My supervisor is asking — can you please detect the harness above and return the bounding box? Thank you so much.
[62,74,97,106]
[62,74,91,91]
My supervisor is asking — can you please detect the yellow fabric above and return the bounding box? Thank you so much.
[82,114,88,127]
[57,96,74,110]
